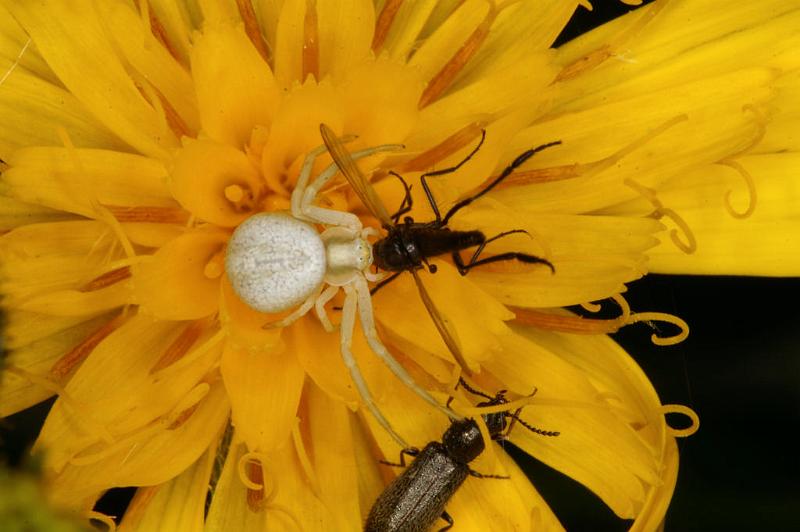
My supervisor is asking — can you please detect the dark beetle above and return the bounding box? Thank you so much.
[364,381,559,532]
[320,124,559,374]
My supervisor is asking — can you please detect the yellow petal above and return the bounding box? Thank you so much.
[305,381,362,530]
[119,441,217,532]
[221,342,304,452]
[554,1,800,112]
[0,67,126,159]
[36,314,223,473]
[338,56,423,147]
[485,328,658,519]
[377,1,438,60]
[272,0,306,88]
[0,314,111,417]
[633,153,800,276]
[452,201,660,307]
[317,0,374,79]
[8,0,176,159]
[495,68,775,215]
[1,221,118,303]
[288,316,358,406]
[45,381,229,509]
[191,22,279,148]
[0,196,77,232]
[170,138,263,227]
[219,275,284,354]
[133,229,228,320]
[98,0,200,135]
[204,436,268,532]
[147,0,195,64]
[374,261,514,371]
[206,432,337,531]
[3,147,174,218]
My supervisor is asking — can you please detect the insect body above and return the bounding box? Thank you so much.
[320,124,559,374]
[364,381,559,532]
[226,142,460,449]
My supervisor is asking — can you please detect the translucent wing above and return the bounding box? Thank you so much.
[319,123,394,227]
[410,269,473,376]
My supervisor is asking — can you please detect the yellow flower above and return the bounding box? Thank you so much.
[0,0,796,530]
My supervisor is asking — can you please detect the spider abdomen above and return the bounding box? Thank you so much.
[225,212,327,313]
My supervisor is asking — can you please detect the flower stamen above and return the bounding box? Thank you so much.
[660,404,700,437]
[87,511,117,532]
[49,315,126,381]
[626,312,689,346]
[236,0,271,63]
[625,178,697,254]
[0,36,31,88]
[720,159,758,220]
[291,418,322,497]
[372,0,404,51]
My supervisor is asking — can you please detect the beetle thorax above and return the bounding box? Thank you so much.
[442,419,485,464]
[321,226,373,286]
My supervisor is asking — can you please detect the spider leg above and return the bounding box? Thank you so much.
[262,284,321,329]
[340,283,408,448]
[314,284,341,332]
[352,275,462,421]
[299,144,403,231]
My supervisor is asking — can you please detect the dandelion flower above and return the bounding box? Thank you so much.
[1,0,797,530]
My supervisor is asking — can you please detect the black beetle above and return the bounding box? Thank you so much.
[364,380,559,531]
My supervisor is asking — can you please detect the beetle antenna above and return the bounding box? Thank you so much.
[505,412,560,437]
[456,377,496,401]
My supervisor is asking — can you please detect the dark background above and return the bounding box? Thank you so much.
[3,2,799,531]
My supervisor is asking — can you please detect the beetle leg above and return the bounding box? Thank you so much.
[379,446,420,467]
[437,510,455,531]
[467,468,509,480]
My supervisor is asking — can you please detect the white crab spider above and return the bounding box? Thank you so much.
[226,142,458,448]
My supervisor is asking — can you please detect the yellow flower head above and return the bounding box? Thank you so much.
[1,0,798,530]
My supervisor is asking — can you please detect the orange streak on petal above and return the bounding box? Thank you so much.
[142,0,182,63]
[105,205,189,224]
[150,319,211,374]
[399,121,486,172]
[511,307,624,335]
[236,0,271,63]
[79,266,132,292]
[48,315,126,381]
[246,461,265,512]
[372,0,404,51]
[419,4,497,109]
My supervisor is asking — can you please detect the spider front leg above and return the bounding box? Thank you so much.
[340,282,408,449]
[297,144,403,231]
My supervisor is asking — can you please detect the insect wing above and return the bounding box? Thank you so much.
[319,123,394,227]
[410,269,473,376]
